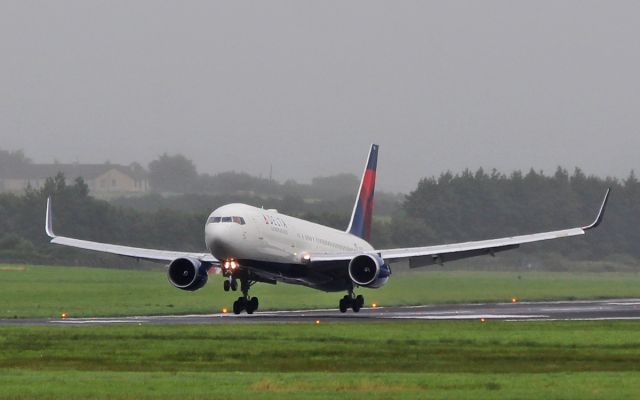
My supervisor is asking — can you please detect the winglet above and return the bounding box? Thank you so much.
[45,197,56,238]
[583,188,611,231]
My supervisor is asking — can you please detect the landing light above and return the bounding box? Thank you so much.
[223,260,238,270]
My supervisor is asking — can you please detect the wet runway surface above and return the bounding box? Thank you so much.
[2,298,640,326]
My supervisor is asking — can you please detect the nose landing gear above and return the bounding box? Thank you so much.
[223,277,238,292]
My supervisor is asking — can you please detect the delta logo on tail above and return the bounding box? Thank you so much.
[347,144,378,241]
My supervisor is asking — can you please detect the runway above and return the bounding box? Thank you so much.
[2,298,640,326]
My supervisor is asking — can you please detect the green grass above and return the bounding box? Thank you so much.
[2,264,640,318]
[1,321,640,399]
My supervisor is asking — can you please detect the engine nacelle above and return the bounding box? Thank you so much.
[167,257,209,291]
[348,254,390,288]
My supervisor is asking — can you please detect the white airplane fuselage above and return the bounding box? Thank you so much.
[205,203,374,266]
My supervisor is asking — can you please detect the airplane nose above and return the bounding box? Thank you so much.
[205,223,238,260]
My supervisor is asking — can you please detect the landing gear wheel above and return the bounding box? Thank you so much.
[352,299,361,313]
[230,279,238,291]
[233,297,245,315]
[223,280,230,292]
[356,295,364,308]
[339,298,348,313]
[246,297,259,314]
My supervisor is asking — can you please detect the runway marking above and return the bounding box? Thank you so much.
[127,314,218,319]
[247,308,344,314]
[389,314,548,320]
[52,319,142,324]
[538,307,611,312]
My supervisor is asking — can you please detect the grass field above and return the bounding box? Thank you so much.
[1,321,640,399]
[3,265,640,398]
[2,264,640,318]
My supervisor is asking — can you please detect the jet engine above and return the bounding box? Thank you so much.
[167,257,209,291]
[348,254,390,288]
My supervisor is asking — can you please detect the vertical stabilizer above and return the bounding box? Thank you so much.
[346,144,379,241]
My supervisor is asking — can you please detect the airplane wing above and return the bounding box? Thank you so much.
[45,198,217,264]
[311,188,610,268]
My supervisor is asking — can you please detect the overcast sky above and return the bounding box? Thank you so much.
[1,1,638,192]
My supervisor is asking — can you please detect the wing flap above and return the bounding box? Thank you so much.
[408,244,519,268]
[380,227,585,263]
[310,188,610,266]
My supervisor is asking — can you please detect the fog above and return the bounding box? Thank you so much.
[1,1,638,192]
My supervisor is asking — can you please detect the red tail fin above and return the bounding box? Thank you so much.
[346,144,378,241]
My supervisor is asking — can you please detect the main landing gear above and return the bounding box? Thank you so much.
[339,289,364,313]
[231,278,259,315]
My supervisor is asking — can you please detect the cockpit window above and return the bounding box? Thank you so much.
[208,216,246,225]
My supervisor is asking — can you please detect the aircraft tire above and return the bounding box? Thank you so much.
[246,297,259,314]
[352,300,361,313]
[233,296,247,315]
[232,299,243,315]
[223,280,230,292]
[230,279,238,291]
[356,295,364,308]
[339,298,348,313]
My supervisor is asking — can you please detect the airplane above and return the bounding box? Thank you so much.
[45,144,611,315]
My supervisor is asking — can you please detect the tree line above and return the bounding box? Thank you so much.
[0,167,638,269]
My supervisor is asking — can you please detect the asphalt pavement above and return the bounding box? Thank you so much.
[2,298,640,326]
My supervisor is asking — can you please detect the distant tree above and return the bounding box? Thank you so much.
[129,162,147,176]
[41,172,67,196]
[0,149,31,176]
[148,153,198,193]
